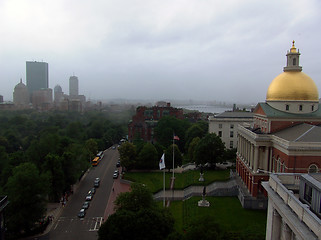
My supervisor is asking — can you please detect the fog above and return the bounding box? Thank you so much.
[1,0,320,104]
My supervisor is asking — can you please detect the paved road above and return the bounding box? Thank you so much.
[39,147,119,240]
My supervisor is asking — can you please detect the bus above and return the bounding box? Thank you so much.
[92,157,100,166]
[96,151,104,160]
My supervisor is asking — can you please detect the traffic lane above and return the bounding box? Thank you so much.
[47,148,119,239]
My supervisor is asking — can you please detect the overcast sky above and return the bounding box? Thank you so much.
[0,0,320,104]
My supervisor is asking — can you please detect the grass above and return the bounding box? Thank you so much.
[123,169,230,193]
[124,171,266,239]
[170,196,267,239]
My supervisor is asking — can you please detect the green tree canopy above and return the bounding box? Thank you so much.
[5,162,49,235]
[99,183,174,240]
[185,124,206,151]
[154,116,190,151]
[118,142,137,170]
[136,143,158,169]
[188,137,200,162]
[194,133,225,166]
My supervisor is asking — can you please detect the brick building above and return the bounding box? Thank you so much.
[236,42,321,205]
[128,102,184,143]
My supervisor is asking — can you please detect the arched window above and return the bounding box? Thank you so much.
[308,164,318,173]
[312,105,314,111]
[299,105,303,111]
[293,58,297,65]
[286,105,289,111]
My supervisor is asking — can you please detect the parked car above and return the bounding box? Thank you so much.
[82,201,90,209]
[94,178,100,187]
[90,187,96,194]
[78,209,86,218]
[116,161,121,167]
[86,193,93,201]
[113,172,118,179]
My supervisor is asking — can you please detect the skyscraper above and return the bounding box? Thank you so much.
[69,76,79,96]
[26,61,49,94]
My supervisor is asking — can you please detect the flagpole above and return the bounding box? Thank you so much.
[172,137,175,180]
[163,167,165,207]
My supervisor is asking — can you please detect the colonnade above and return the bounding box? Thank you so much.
[269,209,297,240]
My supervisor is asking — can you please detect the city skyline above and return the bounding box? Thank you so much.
[0,0,320,103]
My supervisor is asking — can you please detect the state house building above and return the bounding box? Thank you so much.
[236,41,321,199]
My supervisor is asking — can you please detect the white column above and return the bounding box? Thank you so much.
[281,220,292,240]
[253,146,259,172]
[271,209,281,240]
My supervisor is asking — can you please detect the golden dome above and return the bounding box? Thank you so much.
[266,71,319,101]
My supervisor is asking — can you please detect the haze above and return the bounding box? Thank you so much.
[0,0,320,104]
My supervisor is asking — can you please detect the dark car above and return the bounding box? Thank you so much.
[94,178,100,187]
[82,201,90,209]
[116,160,121,167]
[78,209,86,218]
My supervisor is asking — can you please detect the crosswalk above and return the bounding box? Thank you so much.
[54,216,103,232]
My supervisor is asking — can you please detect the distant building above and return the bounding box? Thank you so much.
[236,42,321,209]
[0,95,3,103]
[69,76,79,97]
[26,61,49,94]
[13,78,30,108]
[54,84,64,103]
[128,102,184,143]
[262,173,321,239]
[209,111,253,149]
[32,88,53,111]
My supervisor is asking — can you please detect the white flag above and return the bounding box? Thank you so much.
[159,153,165,170]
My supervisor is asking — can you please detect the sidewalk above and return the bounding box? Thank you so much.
[103,177,131,221]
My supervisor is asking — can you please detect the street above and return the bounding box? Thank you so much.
[37,146,119,240]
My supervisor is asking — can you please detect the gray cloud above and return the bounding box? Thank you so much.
[0,0,320,104]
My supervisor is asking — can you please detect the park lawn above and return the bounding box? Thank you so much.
[123,169,230,193]
[169,196,267,239]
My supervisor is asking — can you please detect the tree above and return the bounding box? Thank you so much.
[188,137,200,162]
[185,125,205,151]
[114,183,154,212]
[194,133,225,166]
[5,162,49,235]
[184,215,223,240]
[136,143,158,169]
[85,138,98,160]
[165,144,183,171]
[154,116,190,151]
[118,142,137,170]
[98,183,174,240]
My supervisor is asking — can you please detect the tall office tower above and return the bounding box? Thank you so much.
[26,61,49,94]
[69,76,79,96]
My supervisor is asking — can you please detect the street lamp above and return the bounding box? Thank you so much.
[256,168,272,174]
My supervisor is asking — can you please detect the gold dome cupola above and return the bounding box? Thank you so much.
[266,41,319,114]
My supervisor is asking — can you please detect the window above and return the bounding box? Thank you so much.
[312,105,314,111]
[309,164,318,173]
[230,131,234,138]
[304,184,312,204]
[230,124,234,129]
[293,58,296,65]
[219,124,222,129]
[218,131,222,137]
[230,141,234,148]
[286,105,289,111]
[299,105,303,111]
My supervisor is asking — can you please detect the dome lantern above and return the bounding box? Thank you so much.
[284,40,302,72]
